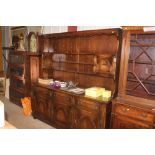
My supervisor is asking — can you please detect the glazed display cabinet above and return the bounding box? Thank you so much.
[111,29,155,129]
[9,50,26,106]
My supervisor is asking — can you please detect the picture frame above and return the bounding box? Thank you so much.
[11,26,28,51]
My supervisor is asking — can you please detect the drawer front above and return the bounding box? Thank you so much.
[115,103,154,124]
[54,92,74,105]
[78,99,99,110]
[35,86,54,98]
[35,86,49,96]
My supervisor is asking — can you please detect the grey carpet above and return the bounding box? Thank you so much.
[0,96,55,129]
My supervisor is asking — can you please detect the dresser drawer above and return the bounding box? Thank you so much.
[54,92,75,105]
[35,86,53,99]
[115,103,154,124]
[78,98,99,110]
[36,86,48,95]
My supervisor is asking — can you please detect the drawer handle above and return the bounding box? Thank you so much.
[122,108,130,113]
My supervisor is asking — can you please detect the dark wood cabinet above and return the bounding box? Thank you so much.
[111,100,155,129]
[111,29,155,129]
[32,84,111,129]
[31,29,122,128]
[9,51,41,106]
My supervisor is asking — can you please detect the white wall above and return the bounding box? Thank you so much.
[41,26,68,34]
[27,26,42,34]
[77,26,121,31]
[28,26,121,34]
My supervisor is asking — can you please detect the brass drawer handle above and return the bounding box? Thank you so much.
[121,108,130,113]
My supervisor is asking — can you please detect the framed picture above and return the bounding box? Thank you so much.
[11,26,28,51]
[28,32,38,53]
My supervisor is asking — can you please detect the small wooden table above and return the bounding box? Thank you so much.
[0,121,16,129]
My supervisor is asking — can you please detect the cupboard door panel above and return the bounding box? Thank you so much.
[78,116,97,129]
[77,108,99,129]
[53,104,69,128]
[33,87,53,123]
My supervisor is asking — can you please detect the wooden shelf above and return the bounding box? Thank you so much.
[10,86,25,94]
[53,61,78,64]
[27,52,41,56]
[44,52,96,55]
[9,51,25,55]
[79,53,95,55]
[9,63,24,68]
[52,61,94,65]
[10,74,24,80]
[53,68,77,73]
[52,68,113,78]
[42,67,53,70]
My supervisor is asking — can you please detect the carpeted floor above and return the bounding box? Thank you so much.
[0,96,55,129]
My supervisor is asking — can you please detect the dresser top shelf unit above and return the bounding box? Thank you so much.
[38,28,122,97]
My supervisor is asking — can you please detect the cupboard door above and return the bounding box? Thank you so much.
[53,92,70,128]
[53,103,69,128]
[77,99,100,129]
[77,108,100,129]
[111,114,152,129]
[35,96,52,123]
[33,87,53,123]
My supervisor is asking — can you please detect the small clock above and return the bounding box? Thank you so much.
[28,32,37,52]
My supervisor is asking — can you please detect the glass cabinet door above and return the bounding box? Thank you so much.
[9,54,24,64]
[126,34,155,100]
